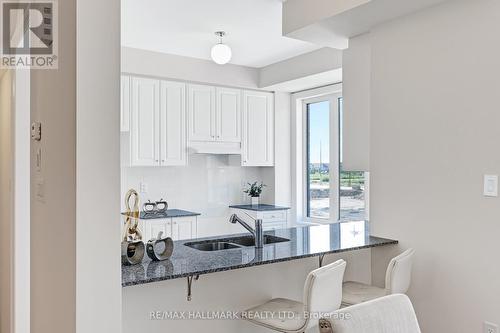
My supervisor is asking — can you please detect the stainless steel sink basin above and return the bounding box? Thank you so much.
[185,235,290,251]
[186,242,240,252]
[229,235,290,247]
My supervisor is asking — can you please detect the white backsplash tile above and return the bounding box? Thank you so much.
[121,154,275,235]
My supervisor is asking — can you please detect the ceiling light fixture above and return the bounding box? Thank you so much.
[211,31,232,65]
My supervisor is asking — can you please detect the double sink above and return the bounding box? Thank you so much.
[184,235,290,252]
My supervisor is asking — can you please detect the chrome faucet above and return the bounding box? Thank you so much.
[229,213,264,248]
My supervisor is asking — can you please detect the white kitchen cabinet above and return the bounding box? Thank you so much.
[188,84,216,142]
[172,217,197,241]
[229,208,288,231]
[130,77,160,166]
[146,219,172,241]
[127,76,274,165]
[188,84,242,145]
[129,77,186,167]
[140,217,197,241]
[242,90,274,166]
[121,75,131,132]
[216,87,241,142]
[262,221,287,231]
[160,81,187,166]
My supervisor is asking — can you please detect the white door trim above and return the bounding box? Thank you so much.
[13,68,31,333]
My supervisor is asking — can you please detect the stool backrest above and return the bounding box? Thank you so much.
[320,294,421,333]
[385,248,415,294]
[303,259,346,328]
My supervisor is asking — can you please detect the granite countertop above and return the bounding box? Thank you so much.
[122,221,398,287]
[121,209,200,220]
[229,204,291,211]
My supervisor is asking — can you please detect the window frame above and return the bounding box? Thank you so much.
[301,93,342,224]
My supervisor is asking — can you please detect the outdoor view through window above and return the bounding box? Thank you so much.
[306,98,366,221]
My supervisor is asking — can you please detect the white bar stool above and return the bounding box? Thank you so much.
[341,248,415,307]
[318,294,421,333]
[243,259,347,333]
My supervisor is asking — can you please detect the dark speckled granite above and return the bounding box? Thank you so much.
[122,221,397,287]
[229,204,291,211]
[121,209,200,220]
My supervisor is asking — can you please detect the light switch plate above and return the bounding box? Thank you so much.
[483,175,498,197]
[31,122,42,141]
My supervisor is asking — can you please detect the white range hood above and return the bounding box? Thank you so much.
[188,141,242,155]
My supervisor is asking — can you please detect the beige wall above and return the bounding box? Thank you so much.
[30,0,76,331]
[368,0,500,331]
[0,69,13,333]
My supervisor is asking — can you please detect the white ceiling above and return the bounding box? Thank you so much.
[121,0,322,68]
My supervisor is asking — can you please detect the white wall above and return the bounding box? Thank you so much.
[259,48,342,89]
[341,33,370,171]
[121,155,275,237]
[0,69,13,333]
[274,92,292,207]
[76,0,121,331]
[367,0,500,331]
[282,0,369,35]
[122,47,260,89]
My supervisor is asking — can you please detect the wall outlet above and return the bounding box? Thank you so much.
[139,182,148,193]
[484,321,499,333]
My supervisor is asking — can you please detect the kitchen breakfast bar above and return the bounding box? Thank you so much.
[121,221,398,333]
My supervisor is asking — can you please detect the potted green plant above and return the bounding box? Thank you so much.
[244,181,266,206]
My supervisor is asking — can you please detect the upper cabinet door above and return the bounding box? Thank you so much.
[131,77,160,166]
[121,75,131,132]
[160,81,186,166]
[216,87,241,143]
[242,90,274,166]
[188,84,216,142]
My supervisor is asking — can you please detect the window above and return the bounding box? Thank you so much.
[302,92,368,223]
[303,94,341,221]
[306,100,331,219]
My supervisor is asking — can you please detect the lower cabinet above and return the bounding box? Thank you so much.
[172,217,197,241]
[142,216,197,241]
[229,209,288,231]
[148,220,172,240]
[262,221,287,231]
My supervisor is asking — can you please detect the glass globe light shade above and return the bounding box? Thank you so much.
[211,43,232,65]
